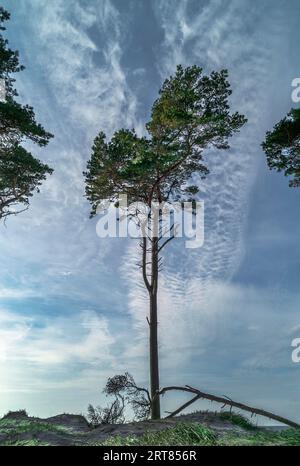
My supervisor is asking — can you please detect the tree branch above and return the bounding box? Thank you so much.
[165,394,201,419]
[158,385,300,429]
[158,235,175,253]
[141,236,151,292]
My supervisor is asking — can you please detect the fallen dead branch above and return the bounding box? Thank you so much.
[157,385,300,429]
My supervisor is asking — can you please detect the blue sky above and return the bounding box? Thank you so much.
[0,0,300,423]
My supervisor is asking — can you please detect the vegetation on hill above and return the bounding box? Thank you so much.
[1,410,300,446]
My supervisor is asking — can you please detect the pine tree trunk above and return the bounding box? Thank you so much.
[149,236,160,419]
[149,289,160,419]
[141,221,161,420]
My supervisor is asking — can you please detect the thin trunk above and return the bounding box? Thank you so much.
[141,218,161,420]
[149,288,160,419]
[149,236,160,419]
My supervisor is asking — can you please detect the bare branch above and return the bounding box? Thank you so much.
[141,236,151,292]
[165,394,201,419]
[158,385,300,429]
[158,235,175,253]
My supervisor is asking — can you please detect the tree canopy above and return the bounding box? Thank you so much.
[0,7,53,220]
[262,108,300,187]
[85,65,246,213]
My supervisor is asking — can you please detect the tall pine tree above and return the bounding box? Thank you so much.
[85,65,246,419]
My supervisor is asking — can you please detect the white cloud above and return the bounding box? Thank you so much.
[0,287,39,300]
[0,308,115,366]
[0,306,122,416]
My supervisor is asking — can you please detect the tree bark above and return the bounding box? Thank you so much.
[149,237,160,419]
[140,210,162,420]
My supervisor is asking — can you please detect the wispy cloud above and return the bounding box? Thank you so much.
[122,0,290,372]
[0,287,39,300]
[0,0,141,414]
[0,0,140,304]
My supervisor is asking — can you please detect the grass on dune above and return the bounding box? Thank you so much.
[219,412,257,430]
[1,439,51,446]
[95,421,300,446]
[1,411,300,446]
[220,428,300,446]
[99,423,217,446]
[0,418,70,436]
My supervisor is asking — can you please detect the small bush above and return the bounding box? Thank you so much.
[87,373,150,426]
[2,409,28,420]
[87,400,125,427]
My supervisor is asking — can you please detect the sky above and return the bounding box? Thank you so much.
[0,0,300,424]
